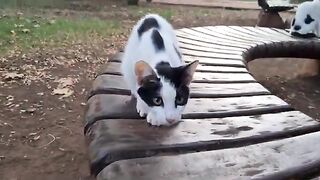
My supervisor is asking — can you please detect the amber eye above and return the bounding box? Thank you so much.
[152,97,162,106]
[176,96,184,105]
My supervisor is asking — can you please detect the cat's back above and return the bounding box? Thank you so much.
[122,14,181,67]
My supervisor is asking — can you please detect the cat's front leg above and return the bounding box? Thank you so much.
[136,98,149,117]
[146,110,170,126]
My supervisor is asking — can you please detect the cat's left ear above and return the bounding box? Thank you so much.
[135,60,156,85]
[181,60,199,85]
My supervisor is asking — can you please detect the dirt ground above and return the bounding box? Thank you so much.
[0,2,319,180]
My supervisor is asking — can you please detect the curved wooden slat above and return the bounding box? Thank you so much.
[209,26,280,43]
[90,74,270,99]
[199,26,273,44]
[176,32,248,51]
[183,55,246,67]
[176,29,251,49]
[85,94,290,127]
[179,42,243,55]
[177,36,245,51]
[96,131,320,179]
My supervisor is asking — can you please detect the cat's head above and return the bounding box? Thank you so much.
[135,60,198,125]
[290,2,319,38]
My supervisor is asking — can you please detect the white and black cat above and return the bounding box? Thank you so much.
[121,14,198,126]
[290,0,320,38]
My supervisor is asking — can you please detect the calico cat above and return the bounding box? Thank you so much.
[121,14,198,126]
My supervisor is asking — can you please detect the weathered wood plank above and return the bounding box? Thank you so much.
[98,62,248,76]
[256,27,294,39]
[108,53,246,67]
[244,27,295,41]
[91,74,270,98]
[193,27,266,45]
[97,131,320,180]
[192,72,255,83]
[228,26,290,41]
[176,32,247,51]
[179,42,243,55]
[177,36,245,52]
[176,29,251,49]
[181,48,243,60]
[85,94,290,126]
[208,26,278,43]
[183,55,246,67]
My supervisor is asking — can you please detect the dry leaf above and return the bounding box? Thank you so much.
[21,29,30,33]
[3,72,24,81]
[55,77,75,88]
[52,87,74,98]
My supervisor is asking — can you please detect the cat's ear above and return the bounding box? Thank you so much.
[135,60,156,85]
[181,60,199,86]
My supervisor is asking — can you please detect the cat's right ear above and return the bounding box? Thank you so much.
[135,60,156,85]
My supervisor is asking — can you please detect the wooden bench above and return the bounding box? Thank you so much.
[85,26,320,179]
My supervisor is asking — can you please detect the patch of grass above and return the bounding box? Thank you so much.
[0,16,122,53]
[0,0,68,9]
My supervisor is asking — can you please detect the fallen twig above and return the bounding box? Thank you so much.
[38,134,56,148]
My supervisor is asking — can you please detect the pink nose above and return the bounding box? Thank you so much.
[166,119,175,123]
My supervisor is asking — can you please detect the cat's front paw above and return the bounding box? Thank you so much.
[146,112,170,126]
[136,100,148,117]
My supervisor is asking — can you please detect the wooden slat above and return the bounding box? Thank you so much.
[179,42,243,55]
[244,27,295,41]
[228,26,290,41]
[256,27,294,39]
[181,48,243,60]
[176,29,251,49]
[176,32,248,51]
[193,27,266,45]
[192,72,255,83]
[180,28,254,47]
[91,74,270,98]
[108,53,246,67]
[97,131,320,179]
[183,55,246,67]
[177,36,245,52]
[98,62,248,76]
[208,26,279,43]
[85,94,290,125]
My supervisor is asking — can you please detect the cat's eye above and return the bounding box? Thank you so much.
[152,97,162,106]
[292,18,295,26]
[175,96,185,105]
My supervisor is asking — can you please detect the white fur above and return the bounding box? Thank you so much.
[290,0,320,37]
[121,14,185,126]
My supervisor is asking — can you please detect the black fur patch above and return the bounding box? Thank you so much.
[291,31,316,38]
[305,14,315,24]
[155,62,184,88]
[138,17,159,37]
[137,75,163,107]
[155,61,190,106]
[152,30,165,51]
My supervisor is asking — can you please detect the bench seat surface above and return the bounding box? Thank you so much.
[85,26,320,179]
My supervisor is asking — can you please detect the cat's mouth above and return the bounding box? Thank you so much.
[291,31,317,38]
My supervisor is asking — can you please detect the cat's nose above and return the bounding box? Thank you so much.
[294,25,301,31]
